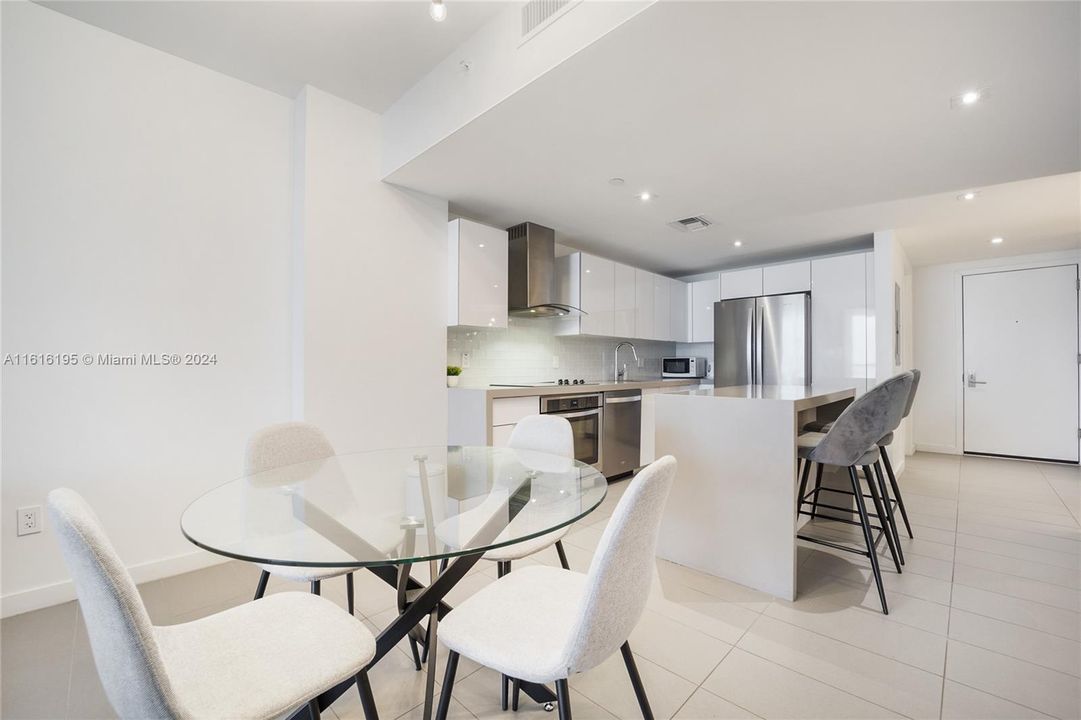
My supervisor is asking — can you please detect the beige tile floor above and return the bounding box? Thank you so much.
[3,453,1079,720]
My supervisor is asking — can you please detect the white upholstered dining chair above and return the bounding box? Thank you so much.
[247,422,364,614]
[48,488,380,720]
[433,455,678,720]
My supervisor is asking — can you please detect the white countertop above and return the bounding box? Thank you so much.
[450,378,704,399]
[668,384,856,410]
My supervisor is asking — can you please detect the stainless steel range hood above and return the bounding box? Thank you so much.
[507,222,584,318]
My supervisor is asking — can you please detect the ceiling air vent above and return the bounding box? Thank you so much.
[668,216,713,233]
[521,0,580,44]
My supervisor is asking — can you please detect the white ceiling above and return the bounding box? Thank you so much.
[386,1,1081,273]
[38,0,509,113]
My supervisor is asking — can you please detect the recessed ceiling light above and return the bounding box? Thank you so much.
[990,236,1004,244]
[585,269,591,273]
[961,90,981,105]
[429,0,447,22]
[733,240,743,248]
[608,177,625,186]
[951,87,989,109]
[638,191,652,201]
[478,243,485,248]
[959,191,979,201]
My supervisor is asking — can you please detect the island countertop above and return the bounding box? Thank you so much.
[673,384,856,411]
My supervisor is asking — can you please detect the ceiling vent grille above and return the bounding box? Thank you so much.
[668,216,713,233]
[521,0,580,44]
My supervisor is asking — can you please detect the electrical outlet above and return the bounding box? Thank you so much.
[461,352,470,369]
[17,505,42,536]
[552,355,560,369]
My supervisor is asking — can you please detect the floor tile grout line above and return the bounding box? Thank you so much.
[753,609,947,678]
[732,641,920,720]
[944,677,1065,720]
[948,574,1081,611]
[947,636,1081,685]
[1037,466,1081,525]
[950,558,1081,592]
[953,534,1081,569]
[939,465,960,720]
[952,527,1081,556]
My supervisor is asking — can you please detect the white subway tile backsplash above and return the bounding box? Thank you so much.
[448,320,676,387]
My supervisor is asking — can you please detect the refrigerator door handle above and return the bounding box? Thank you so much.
[752,300,760,386]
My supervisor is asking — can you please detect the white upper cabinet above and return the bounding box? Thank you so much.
[579,253,615,336]
[763,261,811,295]
[811,252,872,394]
[720,267,763,299]
[447,218,507,328]
[690,275,720,342]
[653,275,671,341]
[613,262,637,337]
[635,269,655,340]
[670,279,690,342]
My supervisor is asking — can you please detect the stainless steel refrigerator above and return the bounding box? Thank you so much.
[714,293,811,387]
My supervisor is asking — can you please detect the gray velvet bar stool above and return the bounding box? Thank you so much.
[803,370,921,551]
[794,371,915,614]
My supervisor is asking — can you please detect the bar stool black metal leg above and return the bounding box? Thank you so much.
[863,466,901,574]
[310,579,321,595]
[435,651,460,720]
[621,642,655,720]
[873,461,904,566]
[501,674,510,711]
[346,572,355,615]
[796,459,812,518]
[555,679,572,720]
[810,463,824,519]
[254,570,270,600]
[555,540,570,570]
[849,466,888,614]
[880,447,914,538]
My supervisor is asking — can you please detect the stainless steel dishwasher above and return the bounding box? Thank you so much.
[602,389,642,478]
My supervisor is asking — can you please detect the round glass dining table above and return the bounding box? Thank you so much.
[181,445,607,720]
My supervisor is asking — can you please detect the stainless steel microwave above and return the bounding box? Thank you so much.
[662,357,708,378]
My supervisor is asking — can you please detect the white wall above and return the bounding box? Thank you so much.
[1,2,293,613]
[913,248,1081,455]
[873,231,914,469]
[296,87,448,451]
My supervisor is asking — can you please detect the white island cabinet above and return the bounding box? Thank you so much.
[447,218,508,328]
[654,384,855,600]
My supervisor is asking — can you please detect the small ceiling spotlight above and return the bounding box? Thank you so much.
[958,191,979,201]
[638,191,652,201]
[951,87,989,109]
[733,240,743,248]
[430,0,447,22]
[990,236,1004,245]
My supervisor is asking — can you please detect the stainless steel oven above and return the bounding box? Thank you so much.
[541,393,602,469]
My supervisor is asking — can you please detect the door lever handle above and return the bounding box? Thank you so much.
[967,373,988,388]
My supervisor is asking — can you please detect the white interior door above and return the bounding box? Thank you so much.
[963,264,1079,462]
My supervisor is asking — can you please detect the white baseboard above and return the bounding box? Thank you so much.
[915,443,961,456]
[1,549,229,619]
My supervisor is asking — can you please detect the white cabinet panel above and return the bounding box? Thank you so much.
[653,275,671,341]
[579,253,615,336]
[811,253,871,394]
[613,262,636,337]
[491,396,540,426]
[720,267,763,299]
[690,276,720,342]
[763,261,811,295]
[670,279,690,342]
[448,219,507,328]
[635,269,655,340]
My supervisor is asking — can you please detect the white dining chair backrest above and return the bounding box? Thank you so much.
[508,415,574,459]
[561,455,677,674]
[245,421,335,475]
[47,488,181,719]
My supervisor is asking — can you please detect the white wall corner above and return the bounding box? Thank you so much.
[290,86,310,420]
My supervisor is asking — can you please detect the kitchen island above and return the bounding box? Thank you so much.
[654,384,856,600]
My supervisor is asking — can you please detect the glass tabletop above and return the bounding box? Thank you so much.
[181,445,608,568]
